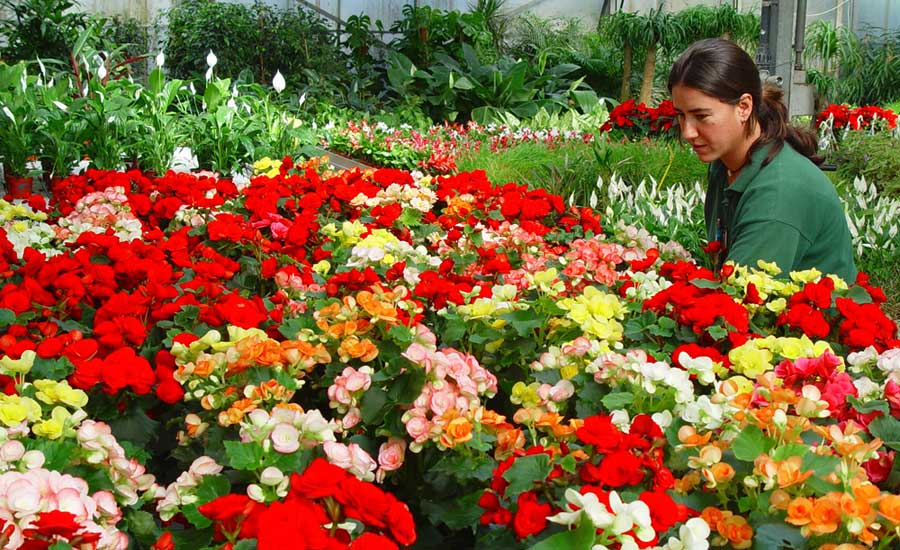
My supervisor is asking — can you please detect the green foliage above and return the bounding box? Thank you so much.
[0,0,91,62]
[806,22,900,106]
[163,0,345,92]
[388,4,497,68]
[834,131,900,196]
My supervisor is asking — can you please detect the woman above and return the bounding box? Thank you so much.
[668,38,857,282]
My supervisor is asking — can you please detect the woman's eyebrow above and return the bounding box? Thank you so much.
[673,107,712,114]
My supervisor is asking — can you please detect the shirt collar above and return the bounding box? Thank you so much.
[717,141,777,193]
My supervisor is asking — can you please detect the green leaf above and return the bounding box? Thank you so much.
[560,454,577,474]
[195,475,231,504]
[801,453,839,477]
[24,439,76,471]
[29,356,75,380]
[48,542,73,550]
[869,415,900,451]
[109,408,159,449]
[707,324,729,340]
[386,365,426,405]
[691,278,721,289]
[270,448,313,473]
[125,510,158,540]
[847,395,889,415]
[430,452,496,482]
[182,504,213,529]
[0,308,15,327]
[501,309,543,338]
[360,387,389,424]
[502,454,551,499]
[225,440,265,470]
[601,392,634,411]
[844,284,873,305]
[233,540,258,550]
[529,512,595,550]
[770,444,809,461]
[731,425,774,461]
[421,490,485,531]
[752,521,806,550]
[149,68,165,95]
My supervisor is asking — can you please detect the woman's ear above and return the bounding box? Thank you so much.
[737,93,754,123]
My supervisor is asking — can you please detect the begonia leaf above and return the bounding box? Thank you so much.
[0,308,15,327]
[529,512,595,550]
[196,475,231,504]
[502,454,551,499]
[801,453,840,477]
[29,356,74,380]
[869,415,900,451]
[751,521,806,550]
[360,387,389,424]
[225,440,264,470]
[600,391,634,411]
[731,425,774,461]
[421,490,484,531]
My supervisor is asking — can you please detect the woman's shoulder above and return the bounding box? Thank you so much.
[755,142,838,199]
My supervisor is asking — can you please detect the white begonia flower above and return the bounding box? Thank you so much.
[610,410,631,432]
[206,50,217,68]
[156,51,165,68]
[272,70,286,93]
[678,352,717,385]
[852,376,881,399]
[662,517,711,550]
[607,491,654,541]
[548,488,613,528]
[652,410,673,430]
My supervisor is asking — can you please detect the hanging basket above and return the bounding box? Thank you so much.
[4,173,33,199]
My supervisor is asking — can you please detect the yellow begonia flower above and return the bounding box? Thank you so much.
[312,260,331,276]
[826,274,849,291]
[511,382,540,407]
[766,298,787,314]
[756,260,782,276]
[0,350,36,376]
[0,395,42,427]
[789,268,822,284]
[340,221,366,244]
[32,406,71,440]
[252,157,281,177]
[560,364,579,379]
[34,380,89,409]
[728,342,774,378]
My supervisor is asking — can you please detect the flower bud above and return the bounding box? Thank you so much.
[22,450,45,470]
[247,484,265,503]
[0,440,25,462]
[260,466,284,486]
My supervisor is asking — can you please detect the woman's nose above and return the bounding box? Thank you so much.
[681,120,698,140]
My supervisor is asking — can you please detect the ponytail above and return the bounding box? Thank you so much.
[752,84,822,166]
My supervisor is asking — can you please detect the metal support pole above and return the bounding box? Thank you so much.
[793,0,807,70]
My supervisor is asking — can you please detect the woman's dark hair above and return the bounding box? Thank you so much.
[667,38,821,166]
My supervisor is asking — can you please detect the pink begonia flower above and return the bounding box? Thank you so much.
[323,442,377,481]
[188,456,223,477]
[376,438,407,482]
[0,440,25,462]
[341,407,361,430]
[405,415,431,443]
[270,423,300,454]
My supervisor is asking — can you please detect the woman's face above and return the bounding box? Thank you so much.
[671,84,753,167]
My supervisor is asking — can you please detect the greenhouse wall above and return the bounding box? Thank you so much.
[69,0,900,35]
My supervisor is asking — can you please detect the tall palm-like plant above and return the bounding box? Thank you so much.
[601,11,640,103]
[637,8,683,105]
[804,20,861,108]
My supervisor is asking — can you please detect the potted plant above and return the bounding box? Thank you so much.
[0,62,42,197]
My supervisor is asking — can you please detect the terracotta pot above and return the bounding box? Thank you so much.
[4,174,33,199]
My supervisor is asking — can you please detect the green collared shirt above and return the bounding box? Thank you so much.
[705,141,857,282]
